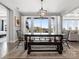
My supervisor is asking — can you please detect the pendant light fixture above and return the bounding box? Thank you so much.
[39,0,47,17]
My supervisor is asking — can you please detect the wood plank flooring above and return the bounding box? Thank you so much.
[1,42,79,59]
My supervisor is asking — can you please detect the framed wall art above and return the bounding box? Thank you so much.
[15,16,20,27]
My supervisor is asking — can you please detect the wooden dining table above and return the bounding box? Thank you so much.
[24,34,63,54]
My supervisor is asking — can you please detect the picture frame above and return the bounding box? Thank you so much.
[15,16,20,27]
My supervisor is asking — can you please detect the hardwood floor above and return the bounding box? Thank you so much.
[0,41,79,59]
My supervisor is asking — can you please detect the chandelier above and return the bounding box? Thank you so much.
[39,0,47,17]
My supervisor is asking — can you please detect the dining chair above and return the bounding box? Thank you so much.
[62,31,70,48]
[16,30,24,48]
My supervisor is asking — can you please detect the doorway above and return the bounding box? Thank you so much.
[0,4,8,42]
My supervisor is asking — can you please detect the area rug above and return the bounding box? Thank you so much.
[3,45,79,59]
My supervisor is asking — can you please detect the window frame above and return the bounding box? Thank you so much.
[26,17,55,34]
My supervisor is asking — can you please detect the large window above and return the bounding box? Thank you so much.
[33,19,48,34]
[63,8,79,32]
[25,17,55,34]
[63,19,79,31]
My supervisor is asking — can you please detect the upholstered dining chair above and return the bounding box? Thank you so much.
[62,30,70,48]
[16,30,24,48]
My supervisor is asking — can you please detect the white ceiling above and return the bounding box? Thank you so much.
[63,8,79,19]
[0,4,7,16]
[12,0,79,15]
[1,0,79,16]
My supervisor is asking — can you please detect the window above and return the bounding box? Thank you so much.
[26,17,55,34]
[63,19,79,31]
[33,19,48,34]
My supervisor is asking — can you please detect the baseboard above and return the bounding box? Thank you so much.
[8,39,18,48]
[8,39,18,43]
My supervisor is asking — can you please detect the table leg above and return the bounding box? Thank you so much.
[27,43,31,54]
[24,41,27,50]
[24,36,28,50]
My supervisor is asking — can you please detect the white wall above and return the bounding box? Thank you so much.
[21,16,28,34]
[13,9,21,42]
[8,9,21,43]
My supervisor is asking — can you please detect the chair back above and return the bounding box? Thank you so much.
[16,30,23,40]
[63,31,70,40]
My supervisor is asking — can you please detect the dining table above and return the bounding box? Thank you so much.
[24,33,63,54]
